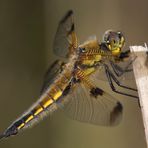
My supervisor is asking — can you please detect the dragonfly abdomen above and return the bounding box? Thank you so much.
[21,72,72,127]
[2,70,73,138]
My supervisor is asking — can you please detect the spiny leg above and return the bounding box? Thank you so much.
[104,64,138,99]
[105,65,137,91]
[110,61,132,77]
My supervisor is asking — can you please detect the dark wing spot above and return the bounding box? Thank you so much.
[68,23,75,35]
[72,77,81,83]
[110,102,123,125]
[60,10,73,24]
[90,87,104,98]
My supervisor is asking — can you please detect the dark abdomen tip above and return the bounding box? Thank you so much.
[110,102,123,125]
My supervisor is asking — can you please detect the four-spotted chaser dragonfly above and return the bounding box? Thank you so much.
[0,10,138,140]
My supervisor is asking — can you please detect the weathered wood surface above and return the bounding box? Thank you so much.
[130,45,148,147]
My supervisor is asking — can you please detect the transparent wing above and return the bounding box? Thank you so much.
[40,60,64,94]
[40,60,123,126]
[109,49,136,81]
[96,59,135,82]
[111,60,135,81]
[53,10,77,58]
[59,70,123,126]
[63,84,122,126]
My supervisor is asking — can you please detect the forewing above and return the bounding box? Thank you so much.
[110,50,136,81]
[40,60,64,94]
[94,60,135,82]
[53,10,77,58]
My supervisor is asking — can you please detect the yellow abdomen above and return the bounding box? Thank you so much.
[17,70,72,130]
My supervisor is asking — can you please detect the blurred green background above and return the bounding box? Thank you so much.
[0,0,147,148]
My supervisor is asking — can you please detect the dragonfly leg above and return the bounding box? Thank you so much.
[110,50,137,77]
[110,61,132,77]
[104,64,138,99]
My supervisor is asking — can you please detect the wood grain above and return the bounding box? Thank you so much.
[130,46,148,147]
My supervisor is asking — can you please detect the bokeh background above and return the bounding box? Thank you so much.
[0,0,147,148]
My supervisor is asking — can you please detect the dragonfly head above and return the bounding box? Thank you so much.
[103,30,125,56]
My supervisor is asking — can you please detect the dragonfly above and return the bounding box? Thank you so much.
[0,10,138,140]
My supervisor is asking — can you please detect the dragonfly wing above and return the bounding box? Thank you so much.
[40,61,122,126]
[53,10,77,58]
[110,50,136,81]
[110,59,135,82]
[40,60,64,94]
[93,65,107,81]
[94,60,135,82]
[61,83,122,126]
[59,70,123,126]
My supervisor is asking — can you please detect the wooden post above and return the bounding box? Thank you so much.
[130,45,148,147]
